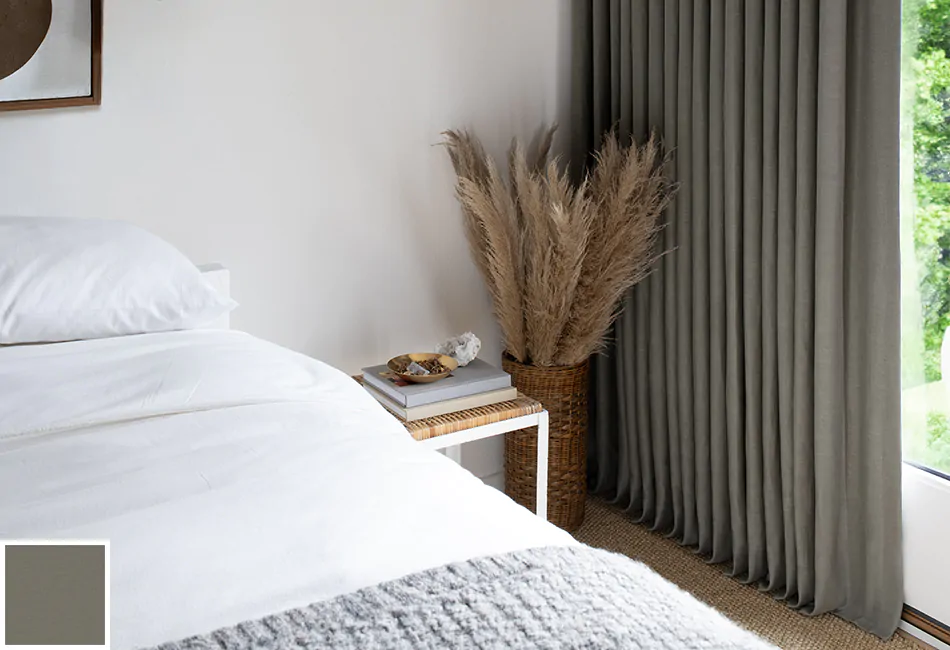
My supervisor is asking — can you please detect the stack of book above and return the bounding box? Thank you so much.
[360,358,516,421]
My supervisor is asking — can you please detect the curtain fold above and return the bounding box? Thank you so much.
[573,0,903,637]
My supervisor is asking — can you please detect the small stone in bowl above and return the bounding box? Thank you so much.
[406,361,430,376]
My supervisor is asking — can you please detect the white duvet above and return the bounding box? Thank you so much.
[0,330,572,649]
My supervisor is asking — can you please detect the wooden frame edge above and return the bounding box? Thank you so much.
[0,0,103,113]
[904,605,950,646]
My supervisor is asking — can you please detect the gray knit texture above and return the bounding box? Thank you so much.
[150,545,775,650]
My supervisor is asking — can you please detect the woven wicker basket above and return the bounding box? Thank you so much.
[502,353,589,531]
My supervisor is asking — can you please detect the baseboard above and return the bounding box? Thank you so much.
[904,605,950,647]
[900,623,950,650]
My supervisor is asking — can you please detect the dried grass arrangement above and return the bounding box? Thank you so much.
[442,126,675,367]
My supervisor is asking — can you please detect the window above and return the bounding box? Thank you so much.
[902,0,950,478]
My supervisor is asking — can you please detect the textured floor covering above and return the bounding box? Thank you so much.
[573,498,922,650]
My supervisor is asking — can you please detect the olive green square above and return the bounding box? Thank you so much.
[5,544,106,645]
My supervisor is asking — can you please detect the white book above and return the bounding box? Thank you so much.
[363,383,518,422]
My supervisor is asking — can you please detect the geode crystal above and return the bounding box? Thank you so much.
[437,332,481,366]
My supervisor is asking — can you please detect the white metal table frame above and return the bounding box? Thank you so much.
[415,410,550,521]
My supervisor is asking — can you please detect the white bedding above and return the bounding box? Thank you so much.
[0,331,573,649]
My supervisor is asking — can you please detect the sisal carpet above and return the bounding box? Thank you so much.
[573,498,922,650]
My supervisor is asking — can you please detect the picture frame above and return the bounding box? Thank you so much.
[0,0,102,112]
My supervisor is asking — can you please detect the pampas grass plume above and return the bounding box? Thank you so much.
[442,126,674,366]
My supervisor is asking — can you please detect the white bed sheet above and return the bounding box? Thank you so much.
[0,331,573,649]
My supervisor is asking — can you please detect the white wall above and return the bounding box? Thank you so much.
[903,465,950,627]
[0,0,571,485]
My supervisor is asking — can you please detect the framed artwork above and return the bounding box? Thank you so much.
[0,0,102,112]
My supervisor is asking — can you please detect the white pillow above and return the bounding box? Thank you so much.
[0,217,237,344]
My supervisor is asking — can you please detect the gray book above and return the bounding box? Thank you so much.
[361,358,511,407]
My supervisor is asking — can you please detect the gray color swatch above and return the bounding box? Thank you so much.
[5,544,106,645]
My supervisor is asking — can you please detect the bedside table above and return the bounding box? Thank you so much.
[354,376,550,521]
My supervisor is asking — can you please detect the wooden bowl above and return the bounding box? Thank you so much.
[387,353,458,384]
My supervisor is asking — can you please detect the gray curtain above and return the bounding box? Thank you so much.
[573,0,903,638]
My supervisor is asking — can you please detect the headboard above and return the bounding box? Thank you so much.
[198,263,231,330]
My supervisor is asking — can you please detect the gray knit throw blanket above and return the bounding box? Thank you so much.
[151,545,774,650]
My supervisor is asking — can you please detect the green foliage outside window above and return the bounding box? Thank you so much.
[903,0,950,476]
[902,0,950,476]
[909,0,950,385]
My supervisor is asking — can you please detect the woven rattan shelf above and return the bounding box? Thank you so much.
[399,395,541,440]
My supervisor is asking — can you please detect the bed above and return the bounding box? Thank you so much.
[0,256,773,649]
